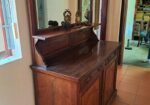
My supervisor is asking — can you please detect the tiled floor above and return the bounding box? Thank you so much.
[111,65,150,105]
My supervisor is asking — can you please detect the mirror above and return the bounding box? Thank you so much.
[81,0,92,23]
[27,0,98,34]
[35,0,78,29]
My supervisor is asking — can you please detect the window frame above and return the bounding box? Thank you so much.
[0,0,22,65]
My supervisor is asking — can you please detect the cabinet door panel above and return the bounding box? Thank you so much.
[104,61,116,105]
[99,70,103,105]
[34,71,77,105]
[81,79,100,105]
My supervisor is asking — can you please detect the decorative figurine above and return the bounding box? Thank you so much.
[61,9,72,29]
[75,11,81,25]
[63,9,71,23]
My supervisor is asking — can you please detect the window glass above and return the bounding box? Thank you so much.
[0,0,22,65]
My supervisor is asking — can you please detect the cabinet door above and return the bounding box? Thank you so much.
[81,79,100,105]
[103,61,116,105]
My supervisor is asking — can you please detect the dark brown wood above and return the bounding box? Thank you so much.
[27,0,38,64]
[32,26,98,67]
[90,0,93,23]
[118,0,128,65]
[27,0,38,35]
[100,0,109,40]
[81,79,100,105]
[34,71,78,105]
[27,1,120,105]
[103,61,116,105]
[31,39,120,105]
[28,15,120,105]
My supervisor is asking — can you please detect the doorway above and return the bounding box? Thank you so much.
[120,0,150,68]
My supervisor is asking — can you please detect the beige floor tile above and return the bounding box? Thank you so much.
[118,70,127,75]
[127,65,147,71]
[116,81,121,89]
[117,74,125,81]
[111,99,129,105]
[141,72,150,81]
[139,80,150,87]
[137,85,150,97]
[125,69,145,78]
[118,81,139,94]
[114,90,136,105]
[134,95,150,105]
[118,65,128,70]
[121,75,141,86]
[114,65,150,105]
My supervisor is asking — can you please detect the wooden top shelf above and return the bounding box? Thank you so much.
[32,26,92,40]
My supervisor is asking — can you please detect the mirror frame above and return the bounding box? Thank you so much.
[27,0,94,35]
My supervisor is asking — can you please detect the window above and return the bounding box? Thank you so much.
[0,0,22,65]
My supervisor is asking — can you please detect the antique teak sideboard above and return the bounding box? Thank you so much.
[31,26,120,105]
[27,0,120,105]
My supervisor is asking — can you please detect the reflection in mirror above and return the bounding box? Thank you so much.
[35,0,77,29]
[81,0,91,23]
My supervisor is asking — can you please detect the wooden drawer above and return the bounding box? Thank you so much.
[105,50,117,66]
[79,65,103,92]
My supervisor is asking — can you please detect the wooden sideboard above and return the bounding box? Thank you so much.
[31,26,120,105]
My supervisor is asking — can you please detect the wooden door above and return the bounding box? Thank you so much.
[118,0,128,64]
[103,61,116,105]
[100,0,109,40]
[81,79,100,105]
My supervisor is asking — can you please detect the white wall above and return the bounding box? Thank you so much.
[0,0,35,105]
[106,0,122,42]
[125,0,136,40]
[45,0,77,26]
